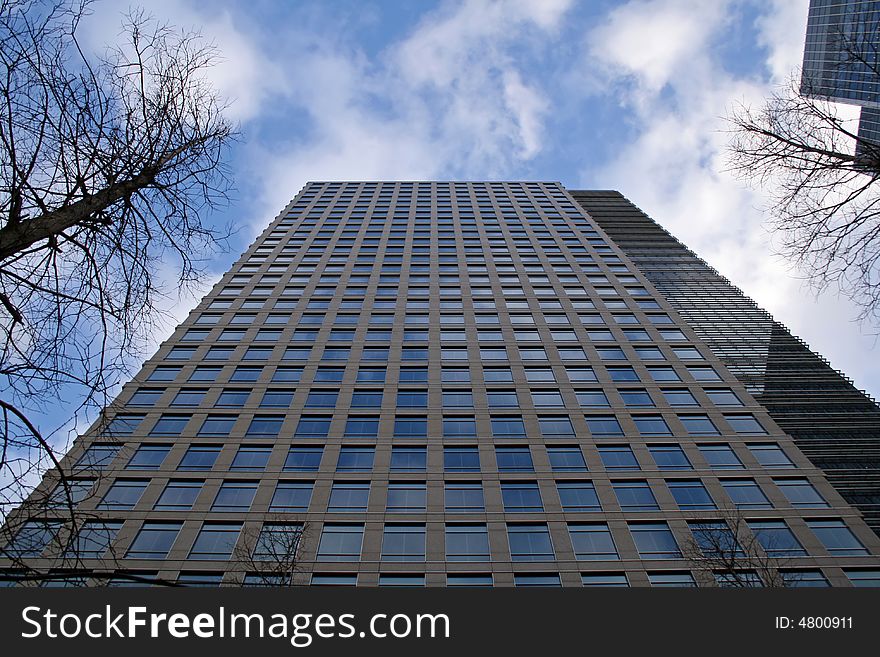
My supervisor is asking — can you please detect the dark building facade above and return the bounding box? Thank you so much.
[801,0,880,153]
[571,191,880,536]
[2,181,879,587]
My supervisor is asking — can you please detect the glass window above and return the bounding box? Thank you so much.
[47,479,96,508]
[538,415,575,436]
[230,446,272,471]
[491,416,527,438]
[178,446,221,471]
[306,390,339,408]
[502,482,543,512]
[748,520,806,557]
[378,574,425,587]
[295,416,331,438]
[747,443,795,469]
[316,524,364,561]
[634,415,672,435]
[214,389,249,408]
[661,389,698,407]
[4,521,63,557]
[154,480,202,510]
[447,574,493,587]
[649,445,692,470]
[774,479,829,508]
[705,388,743,406]
[99,480,148,509]
[725,414,768,435]
[688,366,720,381]
[231,366,262,381]
[336,447,375,472]
[585,415,623,437]
[387,482,426,512]
[270,481,313,512]
[721,479,772,509]
[443,417,477,438]
[445,447,480,472]
[514,573,561,587]
[569,523,618,560]
[507,524,554,561]
[103,414,145,436]
[328,482,370,512]
[567,368,597,382]
[678,415,718,435]
[807,519,868,556]
[397,390,428,408]
[126,445,171,470]
[845,569,880,587]
[284,446,323,472]
[394,417,427,437]
[189,523,242,560]
[309,573,358,587]
[582,573,629,587]
[487,390,519,407]
[351,391,383,408]
[648,367,680,382]
[199,415,237,436]
[246,415,284,438]
[129,389,164,406]
[612,481,659,511]
[484,368,514,382]
[149,366,181,382]
[126,522,182,558]
[357,368,387,383]
[608,367,639,382]
[668,480,715,510]
[314,368,345,383]
[557,481,601,512]
[648,572,696,587]
[446,525,490,562]
[381,524,426,561]
[212,481,258,511]
[780,570,829,587]
[629,522,681,559]
[699,444,743,469]
[689,521,743,558]
[260,389,294,407]
[445,482,485,512]
[547,446,587,471]
[598,446,640,470]
[151,414,192,435]
[619,389,654,407]
[496,446,534,472]
[576,390,610,407]
[390,446,426,472]
[344,417,379,438]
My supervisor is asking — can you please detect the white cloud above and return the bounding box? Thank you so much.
[588,0,732,99]
[245,0,572,222]
[79,0,287,123]
[581,0,880,398]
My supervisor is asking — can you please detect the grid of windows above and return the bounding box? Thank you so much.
[5,181,878,588]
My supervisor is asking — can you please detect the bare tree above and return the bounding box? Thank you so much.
[682,507,804,588]
[0,0,236,545]
[232,519,311,587]
[726,13,880,327]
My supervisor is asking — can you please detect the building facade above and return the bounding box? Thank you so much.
[2,181,879,587]
[801,0,880,152]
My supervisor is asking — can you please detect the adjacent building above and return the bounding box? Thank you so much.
[801,0,880,151]
[2,181,879,587]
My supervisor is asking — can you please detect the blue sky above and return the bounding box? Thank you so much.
[49,0,876,440]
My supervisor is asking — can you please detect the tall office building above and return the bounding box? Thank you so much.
[2,181,880,587]
[801,0,880,151]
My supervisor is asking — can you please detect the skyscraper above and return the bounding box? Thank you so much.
[2,181,879,587]
[801,0,880,150]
